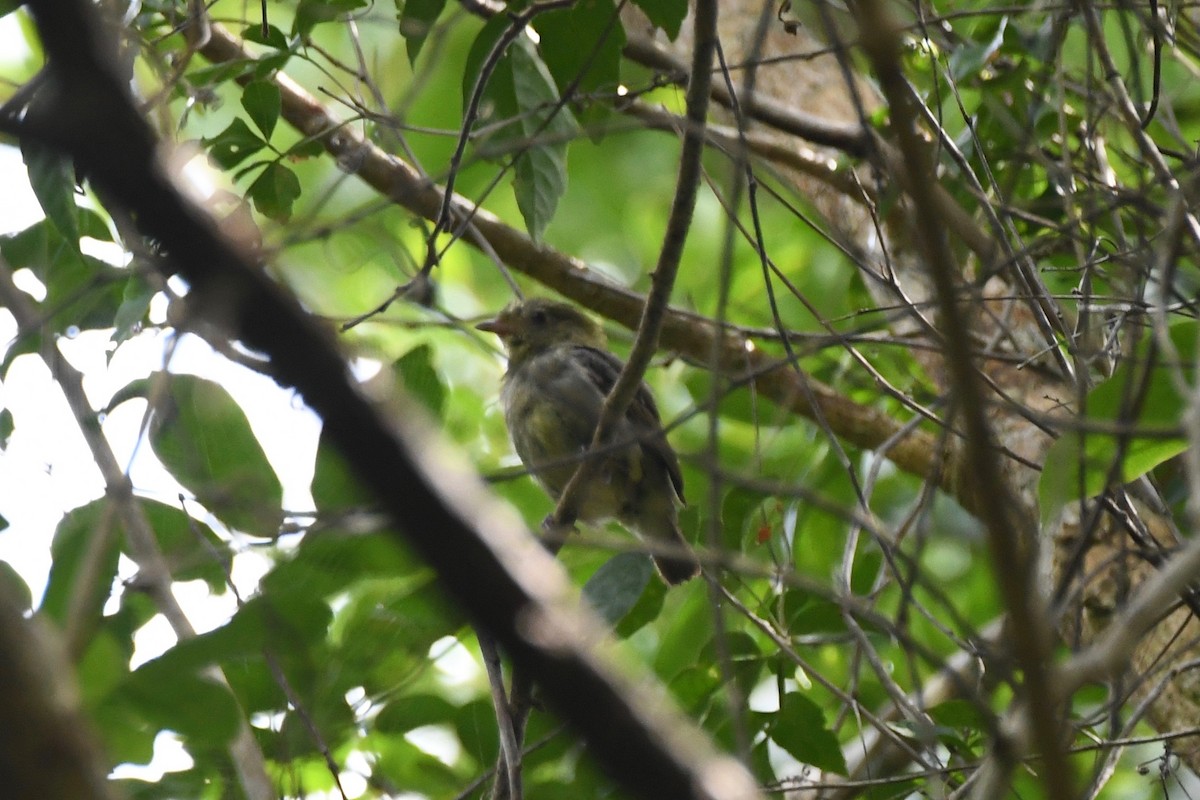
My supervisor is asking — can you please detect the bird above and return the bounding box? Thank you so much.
[476,298,700,584]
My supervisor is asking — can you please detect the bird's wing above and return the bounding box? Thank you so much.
[572,345,686,504]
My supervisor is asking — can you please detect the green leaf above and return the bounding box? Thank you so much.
[948,16,1008,81]
[398,0,446,64]
[241,80,281,139]
[395,344,445,416]
[148,373,284,534]
[772,692,848,775]
[582,551,653,627]
[1038,323,1193,521]
[111,272,157,345]
[0,217,126,334]
[21,138,79,248]
[463,14,519,135]
[242,24,290,49]
[631,0,687,39]
[294,0,368,37]
[263,531,419,600]
[77,631,128,707]
[376,693,457,733]
[535,0,625,114]
[311,428,376,511]
[120,667,241,746]
[41,501,121,636]
[0,408,11,447]
[133,500,230,591]
[203,118,267,169]
[510,38,577,240]
[248,162,301,221]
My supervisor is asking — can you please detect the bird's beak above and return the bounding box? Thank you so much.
[476,317,511,336]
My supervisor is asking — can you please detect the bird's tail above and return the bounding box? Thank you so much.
[652,524,700,585]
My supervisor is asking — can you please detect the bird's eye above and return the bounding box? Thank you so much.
[530,309,547,325]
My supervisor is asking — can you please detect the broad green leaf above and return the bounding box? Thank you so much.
[510,37,578,240]
[535,0,625,117]
[120,667,241,746]
[41,501,121,638]
[582,551,653,626]
[613,568,666,638]
[21,138,79,248]
[395,344,445,416]
[462,14,519,135]
[203,118,267,169]
[631,0,687,39]
[948,16,1008,80]
[111,272,157,345]
[453,698,499,764]
[0,217,126,334]
[248,161,301,221]
[371,733,463,794]
[376,693,457,733]
[262,531,419,600]
[241,80,281,139]
[293,0,368,37]
[131,592,332,684]
[772,692,847,775]
[133,499,229,591]
[148,373,284,534]
[398,0,446,64]
[77,630,128,707]
[311,428,375,511]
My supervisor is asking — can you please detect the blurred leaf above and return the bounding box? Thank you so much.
[783,590,846,636]
[772,692,847,775]
[454,698,499,765]
[77,630,128,707]
[132,499,230,591]
[582,551,653,627]
[463,15,519,136]
[948,16,1007,80]
[0,216,126,333]
[398,0,446,64]
[21,138,79,248]
[395,343,445,416]
[376,693,458,733]
[535,0,625,121]
[311,427,375,510]
[613,567,665,638]
[203,118,267,169]
[263,531,419,600]
[120,667,241,746]
[510,38,577,240]
[111,272,156,345]
[631,0,687,39]
[241,80,281,139]
[294,0,367,36]
[148,373,283,534]
[41,501,120,640]
[248,161,301,221]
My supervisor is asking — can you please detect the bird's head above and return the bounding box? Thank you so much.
[476,298,607,365]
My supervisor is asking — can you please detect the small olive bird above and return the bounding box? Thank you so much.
[477,299,700,584]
